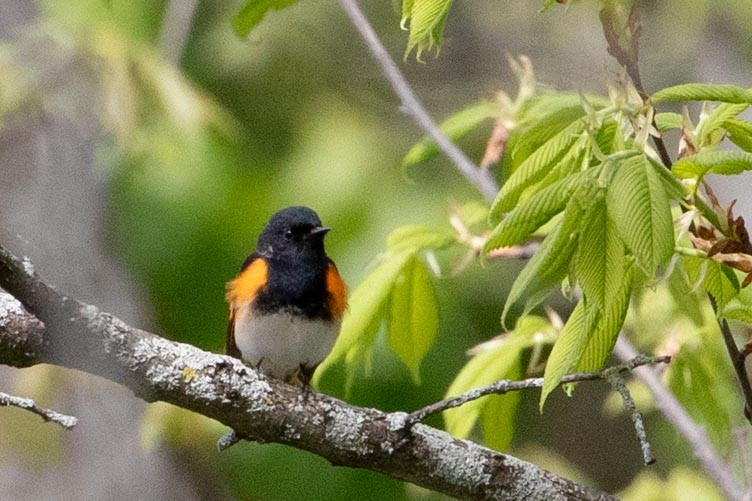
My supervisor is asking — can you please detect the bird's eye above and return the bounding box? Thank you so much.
[284,229,294,240]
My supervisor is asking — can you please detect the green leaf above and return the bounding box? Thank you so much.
[319,251,413,376]
[541,261,634,409]
[719,284,752,323]
[606,154,674,272]
[444,316,552,448]
[385,224,455,253]
[402,0,454,59]
[575,263,633,373]
[683,256,740,308]
[574,197,623,314]
[540,300,586,409]
[673,150,752,178]
[723,118,752,153]
[655,112,683,132]
[697,103,748,147]
[386,255,439,383]
[403,101,498,167]
[491,119,587,218]
[485,170,593,250]
[232,0,298,37]
[652,83,752,104]
[500,191,590,326]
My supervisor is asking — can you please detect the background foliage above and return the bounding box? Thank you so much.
[1,0,752,499]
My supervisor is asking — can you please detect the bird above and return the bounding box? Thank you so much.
[225,206,347,389]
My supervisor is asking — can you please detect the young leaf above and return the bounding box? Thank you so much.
[320,251,414,374]
[385,225,455,253]
[655,112,683,132]
[697,103,748,147]
[444,316,552,448]
[387,255,439,383]
[233,0,298,37]
[499,191,590,326]
[652,83,752,104]
[540,261,634,409]
[683,256,740,308]
[672,150,752,179]
[491,119,587,218]
[540,300,586,410]
[403,101,499,167]
[575,263,633,373]
[723,118,752,153]
[607,153,674,272]
[402,0,454,59]
[485,170,593,250]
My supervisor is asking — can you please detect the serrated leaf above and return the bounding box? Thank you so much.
[541,261,634,409]
[403,101,499,167]
[385,224,455,253]
[697,103,748,147]
[655,112,683,132]
[652,83,752,104]
[540,300,586,410]
[683,256,740,308]
[444,316,551,447]
[575,263,633,372]
[491,119,586,217]
[500,193,589,326]
[485,170,592,250]
[387,256,439,383]
[607,154,674,271]
[723,118,752,153]
[232,0,298,37]
[575,197,622,312]
[402,0,453,59]
[672,150,752,179]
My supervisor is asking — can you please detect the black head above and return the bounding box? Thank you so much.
[256,206,330,262]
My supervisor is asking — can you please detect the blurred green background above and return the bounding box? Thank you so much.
[1,0,751,499]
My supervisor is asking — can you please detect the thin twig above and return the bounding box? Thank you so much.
[710,295,752,424]
[0,390,77,429]
[614,337,747,501]
[337,0,499,202]
[603,368,654,465]
[407,355,669,424]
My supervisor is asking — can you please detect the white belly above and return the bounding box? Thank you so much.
[234,309,340,380]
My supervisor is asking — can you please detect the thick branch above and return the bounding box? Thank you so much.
[337,0,499,202]
[0,245,613,500]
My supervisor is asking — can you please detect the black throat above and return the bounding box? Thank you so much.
[253,256,331,320]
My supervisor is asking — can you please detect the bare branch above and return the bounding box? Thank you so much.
[0,390,78,429]
[0,245,613,501]
[337,0,499,202]
[614,337,748,501]
[407,354,668,465]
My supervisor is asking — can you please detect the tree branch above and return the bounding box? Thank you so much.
[614,337,748,501]
[0,390,78,429]
[0,244,614,500]
[337,0,499,202]
[407,354,668,466]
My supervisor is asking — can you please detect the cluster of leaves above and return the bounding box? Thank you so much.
[233,0,752,462]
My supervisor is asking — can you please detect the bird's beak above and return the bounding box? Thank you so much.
[307,226,331,239]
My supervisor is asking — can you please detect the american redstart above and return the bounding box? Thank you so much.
[225,206,347,387]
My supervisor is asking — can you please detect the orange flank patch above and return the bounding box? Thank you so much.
[326,262,348,318]
[226,257,268,307]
